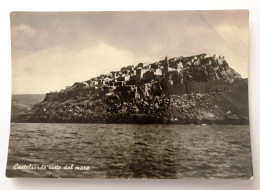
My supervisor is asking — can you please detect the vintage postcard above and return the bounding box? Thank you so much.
[6,11,253,179]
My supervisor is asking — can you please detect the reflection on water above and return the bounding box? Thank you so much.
[6,123,253,179]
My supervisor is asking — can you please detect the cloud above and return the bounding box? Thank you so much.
[10,11,249,93]
[12,24,36,36]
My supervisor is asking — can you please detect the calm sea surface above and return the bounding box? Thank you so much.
[6,123,253,179]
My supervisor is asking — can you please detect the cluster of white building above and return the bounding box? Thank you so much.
[59,53,227,92]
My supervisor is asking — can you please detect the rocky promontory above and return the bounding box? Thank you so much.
[13,53,249,124]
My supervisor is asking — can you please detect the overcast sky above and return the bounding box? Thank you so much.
[11,11,248,94]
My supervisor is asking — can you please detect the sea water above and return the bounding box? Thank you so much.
[6,123,253,179]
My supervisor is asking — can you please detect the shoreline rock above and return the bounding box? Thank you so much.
[12,54,249,125]
[12,79,249,125]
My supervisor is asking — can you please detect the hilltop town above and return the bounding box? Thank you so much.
[13,53,249,124]
[44,53,240,102]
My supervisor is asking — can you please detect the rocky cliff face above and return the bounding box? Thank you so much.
[13,54,249,124]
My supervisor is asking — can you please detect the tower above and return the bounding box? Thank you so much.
[163,56,169,84]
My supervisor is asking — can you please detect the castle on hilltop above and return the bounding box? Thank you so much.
[44,53,240,101]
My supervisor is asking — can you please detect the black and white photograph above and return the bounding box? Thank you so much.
[6,10,253,179]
